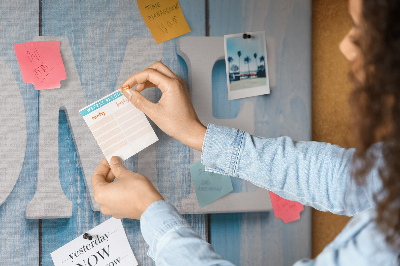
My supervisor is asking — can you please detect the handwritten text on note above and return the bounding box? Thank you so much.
[14,41,66,90]
[80,90,158,162]
[190,161,233,208]
[137,0,191,44]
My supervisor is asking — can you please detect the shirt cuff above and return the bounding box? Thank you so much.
[201,124,245,176]
[140,200,189,260]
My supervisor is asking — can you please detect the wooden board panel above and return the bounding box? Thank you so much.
[209,0,312,265]
[0,1,40,264]
[0,1,312,265]
[40,0,206,265]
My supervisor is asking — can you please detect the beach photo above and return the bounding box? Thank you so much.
[224,31,270,100]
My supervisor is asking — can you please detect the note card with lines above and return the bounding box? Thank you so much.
[79,90,158,162]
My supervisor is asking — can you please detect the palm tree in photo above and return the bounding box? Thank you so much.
[259,55,266,77]
[237,51,242,77]
[260,55,265,69]
[244,56,251,77]
[231,64,239,73]
[227,56,234,73]
[253,53,258,74]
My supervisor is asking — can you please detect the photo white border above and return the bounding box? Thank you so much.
[224,31,270,100]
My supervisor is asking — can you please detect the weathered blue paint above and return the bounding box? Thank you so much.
[209,0,312,265]
[40,0,207,265]
[212,60,242,120]
[40,108,106,265]
[0,1,39,265]
[0,0,311,265]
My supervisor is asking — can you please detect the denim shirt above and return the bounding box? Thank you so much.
[140,124,399,265]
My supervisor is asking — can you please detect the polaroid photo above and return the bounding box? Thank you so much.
[224,31,270,100]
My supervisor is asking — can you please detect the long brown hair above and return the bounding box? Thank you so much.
[350,0,400,251]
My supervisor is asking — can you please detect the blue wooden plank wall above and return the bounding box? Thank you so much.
[0,1,39,264]
[40,1,206,265]
[0,0,311,265]
[209,1,312,265]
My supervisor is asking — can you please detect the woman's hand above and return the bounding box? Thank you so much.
[91,157,164,219]
[120,61,206,151]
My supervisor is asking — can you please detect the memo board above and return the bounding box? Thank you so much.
[0,0,311,265]
[3,35,299,216]
[15,36,277,216]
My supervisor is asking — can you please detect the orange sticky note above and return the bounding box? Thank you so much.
[14,41,66,90]
[137,0,191,44]
[269,191,304,223]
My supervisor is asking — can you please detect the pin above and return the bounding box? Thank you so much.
[83,232,94,240]
[242,33,252,39]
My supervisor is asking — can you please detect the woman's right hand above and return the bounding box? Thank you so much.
[120,61,206,151]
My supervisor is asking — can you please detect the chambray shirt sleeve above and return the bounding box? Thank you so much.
[140,200,235,265]
[201,124,382,216]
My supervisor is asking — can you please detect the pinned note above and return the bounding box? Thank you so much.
[14,41,66,90]
[137,0,191,44]
[269,191,304,223]
[79,90,158,162]
[190,161,233,208]
[51,218,138,266]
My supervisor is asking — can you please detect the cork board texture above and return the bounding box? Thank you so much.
[312,0,353,257]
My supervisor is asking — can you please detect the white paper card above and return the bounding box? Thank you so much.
[79,90,158,162]
[51,218,138,266]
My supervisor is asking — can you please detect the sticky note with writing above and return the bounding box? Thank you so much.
[269,191,304,223]
[137,0,191,44]
[14,41,66,90]
[51,218,138,266]
[190,161,233,208]
[79,90,158,162]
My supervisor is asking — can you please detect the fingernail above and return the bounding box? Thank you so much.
[124,89,133,100]
[110,156,122,165]
[120,85,130,92]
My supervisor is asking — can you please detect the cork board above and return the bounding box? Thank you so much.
[312,0,353,257]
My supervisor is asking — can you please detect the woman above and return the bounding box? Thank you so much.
[91,0,400,264]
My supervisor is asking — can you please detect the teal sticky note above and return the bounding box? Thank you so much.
[189,161,234,208]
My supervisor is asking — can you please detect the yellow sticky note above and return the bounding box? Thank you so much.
[137,0,191,44]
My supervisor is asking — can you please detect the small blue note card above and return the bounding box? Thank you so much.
[190,161,233,208]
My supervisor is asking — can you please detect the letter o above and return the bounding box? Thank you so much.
[87,254,98,266]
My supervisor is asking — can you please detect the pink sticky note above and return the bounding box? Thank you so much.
[269,191,304,223]
[14,41,66,90]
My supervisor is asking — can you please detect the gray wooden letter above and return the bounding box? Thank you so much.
[0,58,27,207]
[177,37,273,213]
[26,37,102,218]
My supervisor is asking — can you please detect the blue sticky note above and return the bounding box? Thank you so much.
[189,161,234,208]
